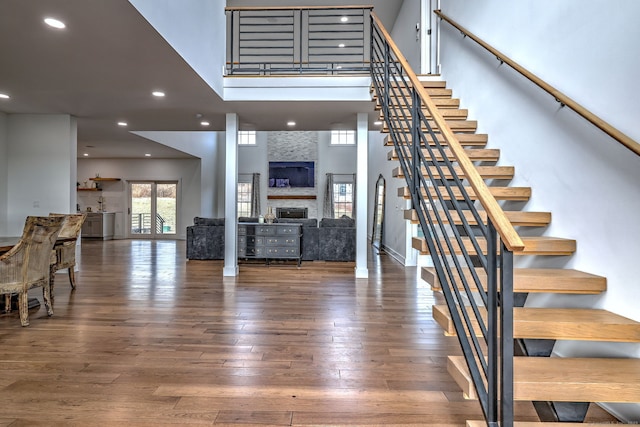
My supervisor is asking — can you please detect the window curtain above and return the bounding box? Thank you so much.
[323,173,335,218]
[250,173,261,217]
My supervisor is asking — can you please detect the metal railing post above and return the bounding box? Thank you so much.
[500,245,515,427]
[410,89,420,202]
[486,222,499,425]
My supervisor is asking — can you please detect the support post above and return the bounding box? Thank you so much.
[355,113,369,278]
[223,113,239,277]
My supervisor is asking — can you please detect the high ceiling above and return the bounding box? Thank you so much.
[0,0,403,159]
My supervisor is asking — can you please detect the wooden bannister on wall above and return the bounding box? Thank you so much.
[435,10,640,157]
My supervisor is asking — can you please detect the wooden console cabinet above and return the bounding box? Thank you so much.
[237,223,302,266]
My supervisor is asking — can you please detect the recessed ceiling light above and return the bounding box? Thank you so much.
[287,121,296,127]
[336,65,343,70]
[44,17,66,29]
[83,153,89,157]
[152,91,165,97]
[144,153,151,157]
[340,17,349,22]
[374,121,383,126]
[117,121,127,127]
[338,43,345,48]
[200,121,210,126]
[0,93,9,99]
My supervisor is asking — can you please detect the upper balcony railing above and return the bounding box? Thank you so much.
[225,6,372,76]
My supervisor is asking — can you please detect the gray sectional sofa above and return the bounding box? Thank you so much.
[186,217,225,260]
[186,216,355,261]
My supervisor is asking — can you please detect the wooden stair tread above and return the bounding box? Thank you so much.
[381,108,469,120]
[422,267,607,294]
[372,87,452,104]
[372,79,446,89]
[412,236,576,256]
[448,355,640,403]
[382,119,478,133]
[380,87,452,97]
[433,305,640,342]
[388,148,501,162]
[392,165,514,180]
[384,133,488,146]
[398,186,532,201]
[375,97,460,109]
[404,209,551,227]
[467,421,620,427]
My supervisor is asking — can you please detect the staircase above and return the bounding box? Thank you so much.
[370,15,640,426]
[380,77,640,425]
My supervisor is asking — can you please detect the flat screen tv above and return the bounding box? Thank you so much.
[268,161,315,188]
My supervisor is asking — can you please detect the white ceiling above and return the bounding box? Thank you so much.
[0,0,403,159]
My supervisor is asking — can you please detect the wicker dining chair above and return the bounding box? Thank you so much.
[0,216,65,326]
[49,213,87,293]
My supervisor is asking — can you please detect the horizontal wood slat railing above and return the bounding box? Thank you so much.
[225,5,374,12]
[435,10,640,157]
[225,5,372,76]
[371,12,524,253]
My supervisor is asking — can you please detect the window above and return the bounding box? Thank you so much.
[238,130,256,145]
[333,182,353,218]
[237,182,252,217]
[331,130,355,145]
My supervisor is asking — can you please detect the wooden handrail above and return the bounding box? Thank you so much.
[435,10,640,157]
[226,5,373,12]
[371,12,525,252]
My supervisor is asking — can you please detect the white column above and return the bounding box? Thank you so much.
[223,113,239,277]
[355,113,369,278]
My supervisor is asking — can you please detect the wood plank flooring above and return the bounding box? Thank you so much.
[0,240,618,426]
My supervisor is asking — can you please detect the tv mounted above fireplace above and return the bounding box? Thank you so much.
[268,161,315,188]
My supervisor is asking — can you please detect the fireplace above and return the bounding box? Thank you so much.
[276,207,308,219]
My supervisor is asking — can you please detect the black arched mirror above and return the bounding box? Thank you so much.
[371,174,385,253]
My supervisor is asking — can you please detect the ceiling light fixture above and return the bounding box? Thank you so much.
[0,93,9,99]
[44,17,66,29]
[340,17,349,22]
[144,153,151,157]
[374,121,383,126]
[200,121,210,126]
[338,43,345,48]
[152,91,165,97]
[117,121,127,127]
[287,121,296,127]
[83,153,89,157]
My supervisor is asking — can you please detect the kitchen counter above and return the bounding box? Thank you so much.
[81,212,116,240]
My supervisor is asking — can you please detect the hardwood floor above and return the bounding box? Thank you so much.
[0,240,617,426]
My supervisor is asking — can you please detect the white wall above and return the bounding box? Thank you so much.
[77,158,201,240]
[6,114,76,235]
[128,0,227,96]
[0,112,7,235]
[440,0,640,421]
[132,130,221,217]
[390,0,422,72]
[367,132,411,263]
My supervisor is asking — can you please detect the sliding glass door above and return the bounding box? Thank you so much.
[129,181,178,239]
